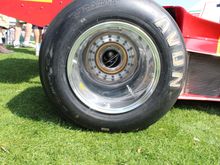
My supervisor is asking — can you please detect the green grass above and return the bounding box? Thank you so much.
[0,48,220,165]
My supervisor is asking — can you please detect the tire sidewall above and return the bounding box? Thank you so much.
[40,0,187,131]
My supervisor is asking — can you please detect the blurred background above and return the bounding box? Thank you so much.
[156,0,198,9]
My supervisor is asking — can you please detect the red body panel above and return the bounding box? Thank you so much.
[0,1,219,101]
[179,94,220,102]
[165,6,220,57]
[0,0,72,27]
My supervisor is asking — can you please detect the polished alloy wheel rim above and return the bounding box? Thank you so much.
[67,21,161,114]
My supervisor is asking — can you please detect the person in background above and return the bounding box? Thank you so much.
[13,20,32,48]
[33,25,43,56]
[0,14,13,54]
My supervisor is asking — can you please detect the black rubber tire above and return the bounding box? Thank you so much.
[39,0,187,132]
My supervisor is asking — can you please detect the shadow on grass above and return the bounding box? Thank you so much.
[6,87,219,132]
[9,48,35,55]
[175,100,220,116]
[8,46,35,55]
[7,86,80,130]
[0,58,39,83]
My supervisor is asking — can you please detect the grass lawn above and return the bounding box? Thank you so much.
[0,47,219,164]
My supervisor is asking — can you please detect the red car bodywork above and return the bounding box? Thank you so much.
[0,0,220,101]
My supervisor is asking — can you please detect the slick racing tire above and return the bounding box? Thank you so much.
[39,0,187,132]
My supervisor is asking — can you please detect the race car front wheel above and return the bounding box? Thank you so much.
[39,0,187,132]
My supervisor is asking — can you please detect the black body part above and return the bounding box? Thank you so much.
[185,53,220,97]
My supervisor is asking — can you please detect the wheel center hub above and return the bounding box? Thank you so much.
[102,49,121,68]
[84,32,139,84]
[96,42,128,75]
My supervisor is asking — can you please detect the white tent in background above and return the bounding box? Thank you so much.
[189,0,206,16]
[190,0,220,23]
